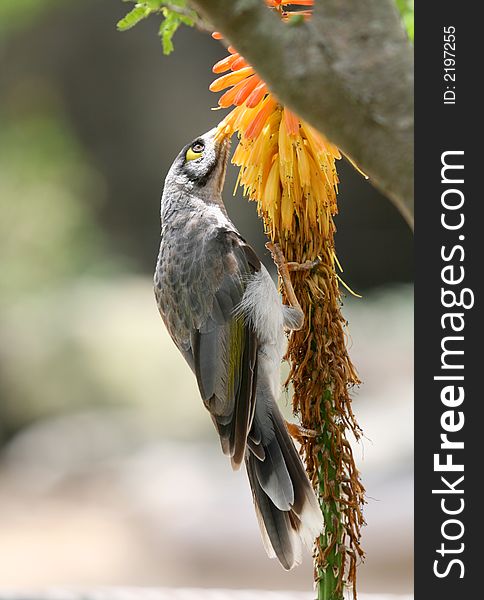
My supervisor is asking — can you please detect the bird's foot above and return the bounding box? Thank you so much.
[286,257,321,272]
[285,420,318,442]
[266,242,320,273]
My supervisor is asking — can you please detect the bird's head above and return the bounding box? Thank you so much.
[163,128,232,202]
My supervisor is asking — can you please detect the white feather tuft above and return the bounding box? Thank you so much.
[298,494,325,550]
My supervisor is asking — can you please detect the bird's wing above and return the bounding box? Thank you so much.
[170,227,261,469]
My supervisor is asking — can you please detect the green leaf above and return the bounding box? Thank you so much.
[178,13,196,27]
[159,11,180,54]
[116,5,151,32]
[116,1,197,53]
[145,0,165,9]
[395,0,414,41]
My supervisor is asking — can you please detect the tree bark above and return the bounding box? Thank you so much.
[190,0,414,227]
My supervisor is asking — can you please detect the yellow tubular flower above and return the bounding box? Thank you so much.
[210,4,342,241]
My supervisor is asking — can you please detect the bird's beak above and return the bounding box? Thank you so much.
[213,129,232,194]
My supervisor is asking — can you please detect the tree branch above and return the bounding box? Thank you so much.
[189,0,414,227]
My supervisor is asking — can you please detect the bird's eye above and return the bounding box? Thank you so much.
[186,141,205,161]
[192,142,204,153]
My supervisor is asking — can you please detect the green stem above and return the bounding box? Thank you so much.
[316,390,344,600]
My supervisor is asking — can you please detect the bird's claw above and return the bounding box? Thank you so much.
[286,257,321,272]
[265,242,286,271]
[266,242,320,273]
[285,420,318,442]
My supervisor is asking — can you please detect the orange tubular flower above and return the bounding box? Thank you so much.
[210,0,343,238]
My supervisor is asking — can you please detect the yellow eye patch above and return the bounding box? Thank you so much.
[186,148,203,161]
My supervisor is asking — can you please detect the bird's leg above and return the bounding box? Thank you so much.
[266,242,319,331]
[266,242,302,311]
[268,246,320,439]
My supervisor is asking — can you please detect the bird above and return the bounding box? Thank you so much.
[154,127,324,569]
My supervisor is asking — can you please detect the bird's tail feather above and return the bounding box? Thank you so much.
[246,404,324,570]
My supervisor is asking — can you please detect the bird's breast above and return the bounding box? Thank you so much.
[154,204,234,344]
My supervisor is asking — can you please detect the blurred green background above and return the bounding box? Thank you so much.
[0,0,413,595]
